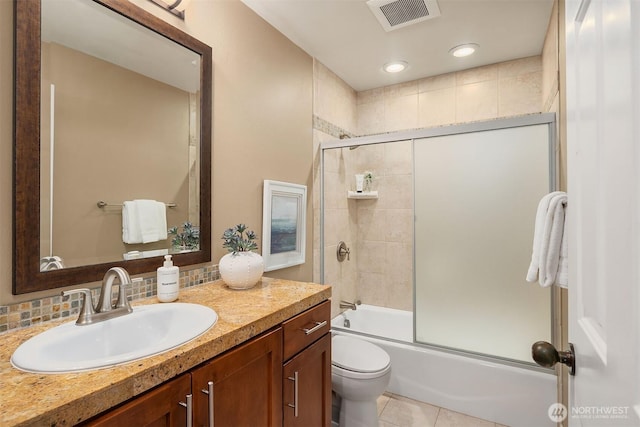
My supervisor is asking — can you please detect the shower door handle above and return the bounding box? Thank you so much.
[531,341,576,375]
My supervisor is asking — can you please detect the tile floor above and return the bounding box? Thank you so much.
[377,393,509,427]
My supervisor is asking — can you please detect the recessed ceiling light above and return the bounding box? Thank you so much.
[383,61,408,73]
[449,43,479,58]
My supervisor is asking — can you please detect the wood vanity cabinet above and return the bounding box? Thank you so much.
[81,300,330,427]
[191,327,283,427]
[82,373,192,427]
[282,300,331,427]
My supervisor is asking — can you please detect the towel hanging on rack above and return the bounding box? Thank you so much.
[122,200,168,244]
[526,191,568,288]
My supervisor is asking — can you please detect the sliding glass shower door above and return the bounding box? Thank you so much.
[414,122,554,362]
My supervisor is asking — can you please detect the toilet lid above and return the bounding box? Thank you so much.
[332,335,390,373]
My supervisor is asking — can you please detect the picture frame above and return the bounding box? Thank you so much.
[262,180,307,272]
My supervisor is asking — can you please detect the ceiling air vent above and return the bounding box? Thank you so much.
[366,0,441,32]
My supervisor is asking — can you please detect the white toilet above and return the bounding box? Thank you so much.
[331,335,391,427]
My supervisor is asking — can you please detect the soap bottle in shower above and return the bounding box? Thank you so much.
[157,255,179,302]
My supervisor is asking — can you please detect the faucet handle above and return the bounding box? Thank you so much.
[115,281,133,313]
[61,288,96,325]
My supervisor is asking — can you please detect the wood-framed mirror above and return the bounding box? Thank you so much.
[13,0,212,294]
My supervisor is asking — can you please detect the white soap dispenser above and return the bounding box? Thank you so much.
[157,255,179,302]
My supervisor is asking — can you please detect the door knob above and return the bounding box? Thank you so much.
[531,341,576,376]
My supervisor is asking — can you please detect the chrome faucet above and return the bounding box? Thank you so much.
[339,299,361,310]
[62,267,133,325]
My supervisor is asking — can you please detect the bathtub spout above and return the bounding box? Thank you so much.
[340,300,361,310]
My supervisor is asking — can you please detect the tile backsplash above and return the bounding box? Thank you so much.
[0,264,219,334]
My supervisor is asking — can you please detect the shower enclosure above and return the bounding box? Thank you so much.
[321,113,557,364]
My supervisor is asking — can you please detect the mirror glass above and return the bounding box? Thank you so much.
[14,0,212,293]
[40,0,200,269]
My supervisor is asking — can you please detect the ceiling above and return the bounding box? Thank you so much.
[43,0,200,93]
[241,0,555,92]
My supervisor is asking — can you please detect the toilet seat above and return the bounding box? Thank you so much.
[332,335,391,380]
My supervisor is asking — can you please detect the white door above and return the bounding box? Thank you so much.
[565,0,640,425]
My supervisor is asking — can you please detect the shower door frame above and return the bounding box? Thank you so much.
[320,112,558,369]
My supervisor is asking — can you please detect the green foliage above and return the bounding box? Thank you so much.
[222,224,258,253]
[168,222,200,250]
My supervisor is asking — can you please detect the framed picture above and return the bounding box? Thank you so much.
[262,180,307,272]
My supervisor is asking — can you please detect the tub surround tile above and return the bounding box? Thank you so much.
[378,174,413,210]
[358,87,385,105]
[354,143,385,176]
[384,209,413,243]
[418,72,456,93]
[456,80,499,123]
[385,80,419,98]
[314,61,357,132]
[357,271,388,308]
[357,241,387,274]
[383,140,412,176]
[498,72,542,117]
[325,208,352,244]
[384,94,418,132]
[418,87,457,128]
[357,208,387,242]
[357,100,386,135]
[498,56,542,79]
[0,278,331,426]
[456,64,498,86]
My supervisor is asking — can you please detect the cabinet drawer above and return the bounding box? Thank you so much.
[283,300,330,361]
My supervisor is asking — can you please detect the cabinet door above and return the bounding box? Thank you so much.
[283,333,331,427]
[82,373,192,427]
[192,327,283,427]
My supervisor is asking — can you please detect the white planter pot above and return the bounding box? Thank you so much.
[219,251,264,290]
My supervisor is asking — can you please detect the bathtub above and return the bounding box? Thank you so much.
[331,304,557,427]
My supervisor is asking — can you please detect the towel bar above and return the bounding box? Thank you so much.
[97,200,177,208]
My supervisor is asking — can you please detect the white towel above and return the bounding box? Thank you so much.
[122,201,141,244]
[555,212,569,288]
[526,192,568,288]
[122,200,167,244]
[136,199,167,243]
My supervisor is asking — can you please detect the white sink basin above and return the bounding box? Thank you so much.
[11,303,217,374]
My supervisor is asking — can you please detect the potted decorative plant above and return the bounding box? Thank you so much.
[168,222,200,251]
[363,171,374,192]
[219,224,264,289]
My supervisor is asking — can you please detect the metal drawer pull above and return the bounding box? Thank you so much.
[302,320,327,335]
[201,381,214,427]
[287,371,299,417]
[178,394,193,427]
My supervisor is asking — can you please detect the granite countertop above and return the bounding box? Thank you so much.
[0,277,331,426]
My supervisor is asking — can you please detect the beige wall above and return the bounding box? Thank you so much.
[41,42,191,267]
[0,0,314,305]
